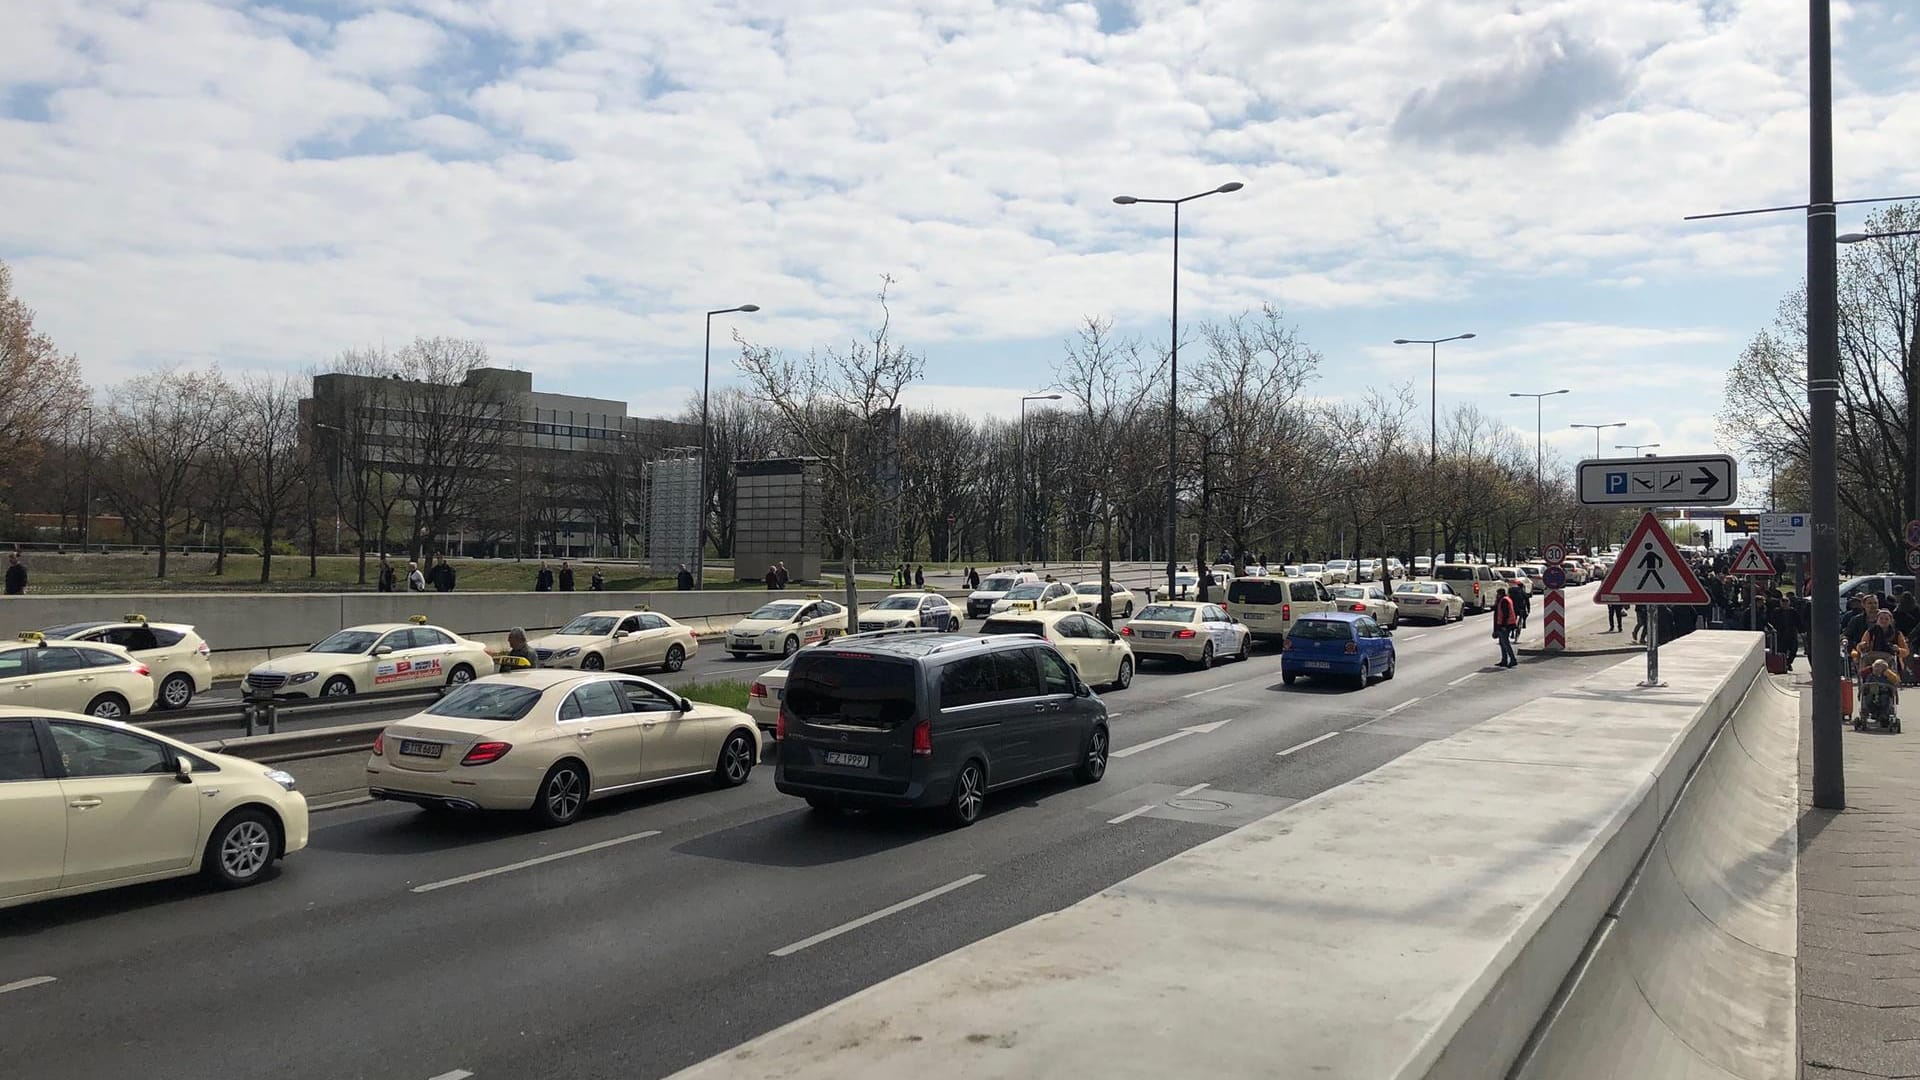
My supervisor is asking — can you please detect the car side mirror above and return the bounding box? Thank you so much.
[613,630,629,640]
[173,755,194,783]
[373,645,393,656]
[677,696,694,713]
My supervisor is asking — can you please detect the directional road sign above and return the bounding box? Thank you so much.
[1723,513,1761,533]
[1728,537,1776,576]
[1595,513,1710,605]
[1758,513,1810,553]
[1543,543,1566,565]
[1577,454,1737,507]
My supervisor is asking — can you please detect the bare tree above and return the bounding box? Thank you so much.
[0,261,87,520]
[735,277,924,611]
[387,338,506,559]
[97,368,230,578]
[231,374,309,584]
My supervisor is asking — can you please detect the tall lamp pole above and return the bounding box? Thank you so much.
[1393,333,1476,569]
[1114,181,1245,600]
[1808,0,1843,807]
[1616,442,1661,457]
[1570,421,1626,459]
[699,304,759,591]
[1016,393,1062,566]
[1510,389,1569,556]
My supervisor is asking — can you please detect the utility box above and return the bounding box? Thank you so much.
[734,458,823,583]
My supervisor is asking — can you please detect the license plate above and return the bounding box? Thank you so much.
[1242,612,1266,621]
[399,740,442,758]
[1140,630,1169,639]
[1305,661,1331,670]
[824,751,870,768]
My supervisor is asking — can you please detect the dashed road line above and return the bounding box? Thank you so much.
[1181,682,1240,699]
[1276,731,1340,758]
[0,976,56,996]
[1107,804,1158,824]
[1173,782,1211,798]
[411,830,661,894]
[770,874,985,956]
[1349,696,1424,731]
[1112,731,1192,758]
[1400,632,1429,641]
[1448,672,1481,687]
[427,1070,474,1080]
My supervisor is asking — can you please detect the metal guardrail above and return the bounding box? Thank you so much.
[198,721,389,764]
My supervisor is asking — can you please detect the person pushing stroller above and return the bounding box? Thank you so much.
[1852,609,1909,734]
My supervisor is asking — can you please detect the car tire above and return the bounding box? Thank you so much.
[782,636,800,657]
[1282,671,1297,686]
[1121,602,1133,619]
[948,616,961,632]
[202,807,279,889]
[158,673,194,710]
[322,675,354,697]
[580,653,605,672]
[944,760,985,828]
[1076,727,1109,784]
[531,759,588,828]
[85,693,129,719]
[1383,654,1397,681]
[1236,634,1251,662]
[1351,669,1368,690]
[448,663,476,686]
[1110,657,1134,691]
[713,730,756,788]
[1197,642,1214,670]
[663,644,686,672]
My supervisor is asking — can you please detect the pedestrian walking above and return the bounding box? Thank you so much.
[765,564,779,590]
[406,560,427,592]
[914,565,925,589]
[1606,602,1627,633]
[433,555,457,593]
[775,561,790,589]
[1493,587,1519,668]
[534,561,554,592]
[558,561,575,592]
[4,553,24,595]
[1513,582,1531,630]
[377,556,395,593]
[676,563,694,591]
[590,568,606,591]
[1631,605,1648,644]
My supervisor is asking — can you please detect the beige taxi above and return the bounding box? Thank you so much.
[725,596,849,658]
[1329,585,1400,628]
[0,634,158,718]
[1070,581,1136,619]
[989,579,1078,615]
[42,614,214,710]
[243,616,493,699]
[855,592,959,633]
[366,669,762,827]
[1119,601,1252,669]
[2,706,309,908]
[531,610,697,673]
[1392,580,1466,623]
[978,609,1135,690]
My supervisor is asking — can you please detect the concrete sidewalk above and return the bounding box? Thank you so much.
[1798,680,1920,1078]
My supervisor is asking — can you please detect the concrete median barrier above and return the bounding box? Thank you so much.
[197,721,387,763]
[668,631,1771,1080]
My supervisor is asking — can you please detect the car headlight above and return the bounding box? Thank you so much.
[263,768,297,791]
[555,647,580,659]
[763,629,781,637]
[286,672,318,685]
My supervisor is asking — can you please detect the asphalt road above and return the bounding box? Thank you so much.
[0,585,1614,1080]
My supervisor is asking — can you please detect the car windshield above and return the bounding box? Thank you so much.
[980,576,1019,591]
[749,602,804,621]
[875,596,920,610]
[1398,583,1440,594]
[1006,583,1048,600]
[1301,564,1324,572]
[1292,620,1354,641]
[558,616,619,636]
[1328,560,1351,569]
[41,622,108,639]
[1134,604,1194,623]
[311,630,379,654]
[979,617,1047,636]
[426,683,543,722]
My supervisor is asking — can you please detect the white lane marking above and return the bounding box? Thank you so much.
[1349,696,1425,732]
[1182,718,1235,735]
[771,874,985,957]
[1448,672,1481,686]
[1108,804,1157,824]
[0,976,56,995]
[1112,731,1193,758]
[411,831,661,894]
[428,1071,474,1080]
[1181,682,1239,699]
[1173,782,1211,798]
[1400,632,1429,641]
[1275,731,1340,758]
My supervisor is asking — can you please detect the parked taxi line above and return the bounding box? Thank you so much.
[410,830,662,894]
[770,874,986,957]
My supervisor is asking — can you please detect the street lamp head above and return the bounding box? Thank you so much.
[1551,388,1570,396]
[1458,333,1477,340]
[1216,181,1245,193]
[1392,338,1412,345]
[1113,195,1139,205]
[737,304,760,312]
[1040,393,1063,400]
[1837,232,1870,244]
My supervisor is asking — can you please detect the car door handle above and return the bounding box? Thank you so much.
[577,728,594,737]
[68,797,103,809]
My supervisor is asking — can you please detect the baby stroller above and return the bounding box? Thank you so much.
[1854,650,1903,734]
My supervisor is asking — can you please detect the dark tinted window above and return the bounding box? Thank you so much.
[1290,581,1320,602]
[0,650,26,679]
[993,649,1042,698]
[941,655,999,708]
[33,647,89,674]
[638,615,669,631]
[1435,566,1473,581]
[979,617,1046,637]
[560,681,626,720]
[151,627,186,647]
[101,626,160,650]
[1038,649,1075,695]
[1229,579,1287,605]
[0,720,46,781]
[82,648,129,668]
[48,721,172,777]
[788,654,917,728]
[1292,620,1354,641]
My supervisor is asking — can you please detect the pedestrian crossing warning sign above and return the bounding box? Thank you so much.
[1595,512,1710,605]
[1728,537,1776,576]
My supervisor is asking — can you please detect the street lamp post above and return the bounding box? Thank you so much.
[1509,389,1569,556]
[79,405,93,551]
[1616,442,1662,457]
[1569,422,1627,459]
[699,304,759,591]
[1114,181,1245,600]
[1016,393,1063,566]
[1393,333,1476,566]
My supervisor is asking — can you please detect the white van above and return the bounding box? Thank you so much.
[966,570,1040,619]
[1226,575,1336,643]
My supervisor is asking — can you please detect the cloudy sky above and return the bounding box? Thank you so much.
[4,0,1918,477]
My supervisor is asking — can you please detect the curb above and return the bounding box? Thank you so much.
[1519,645,1647,657]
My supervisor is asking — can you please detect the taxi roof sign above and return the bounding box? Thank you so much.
[497,655,533,670]
[17,631,44,643]
[122,613,148,623]
[1595,513,1710,605]
[408,615,429,625]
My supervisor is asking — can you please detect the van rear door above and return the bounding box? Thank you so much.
[782,653,920,794]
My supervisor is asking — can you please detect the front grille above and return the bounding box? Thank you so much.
[536,648,555,661]
[858,620,891,632]
[246,672,287,691]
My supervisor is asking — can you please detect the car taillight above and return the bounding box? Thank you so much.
[1344,641,1359,654]
[372,732,385,756]
[911,718,932,757]
[1282,603,1291,621]
[1174,628,1196,639]
[1348,604,1367,613]
[775,707,788,741]
[749,681,767,699]
[1282,637,1294,650]
[195,642,210,657]
[132,663,151,677]
[461,741,512,766]
[1119,626,1133,636]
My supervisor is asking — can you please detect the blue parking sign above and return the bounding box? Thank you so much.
[1605,472,1628,495]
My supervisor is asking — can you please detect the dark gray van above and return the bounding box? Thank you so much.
[773,633,1110,826]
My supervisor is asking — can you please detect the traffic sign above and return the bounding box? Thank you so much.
[1907,519,1920,548]
[1543,565,1567,590]
[1723,513,1761,533]
[1595,513,1710,605]
[1758,513,1810,553]
[1577,454,1737,507]
[1543,543,1566,565]
[1909,549,1920,572]
[1728,537,1776,576]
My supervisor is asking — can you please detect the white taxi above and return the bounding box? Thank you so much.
[1392,581,1466,623]
[2,706,309,908]
[531,610,697,673]
[1070,581,1136,619]
[856,593,958,633]
[0,634,158,718]
[978,609,1135,690]
[989,580,1078,615]
[1119,601,1252,669]
[1329,585,1400,628]
[243,616,493,698]
[725,597,848,658]
[41,614,214,710]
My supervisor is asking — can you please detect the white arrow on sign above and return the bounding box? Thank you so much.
[1578,454,1737,507]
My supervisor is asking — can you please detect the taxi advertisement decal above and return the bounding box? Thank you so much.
[374,657,443,685]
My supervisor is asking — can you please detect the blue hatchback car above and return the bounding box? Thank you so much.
[1280,611,1396,689]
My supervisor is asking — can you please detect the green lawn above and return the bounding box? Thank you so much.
[12,552,771,594]
[676,679,751,711]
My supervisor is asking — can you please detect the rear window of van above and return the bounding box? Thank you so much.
[785,654,917,729]
[1435,566,1474,581]
[1227,579,1287,605]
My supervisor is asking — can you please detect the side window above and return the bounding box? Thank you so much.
[83,648,129,668]
[993,649,1043,699]
[378,630,415,652]
[103,626,160,650]
[940,655,999,709]
[1056,615,1087,639]
[48,721,172,778]
[794,605,815,623]
[32,647,89,674]
[150,628,186,647]
[0,720,47,781]
[615,680,679,713]
[0,650,26,680]
[817,602,841,616]
[1291,582,1316,602]
[1355,619,1377,639]
[638,614,668,631]
[416,628,453,647]
[562,681,626,720]
[618,617,643,634]
[1038,649,1076,695]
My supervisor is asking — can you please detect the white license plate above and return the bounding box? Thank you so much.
[1140,630,1169,639]
[1305,661,1331,670]
[824,751,870,768]
[399,740,442,758]
[1242,612,1266,621]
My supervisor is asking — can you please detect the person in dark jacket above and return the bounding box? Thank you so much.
[377,557,396,593]
[433,556,456,593]
[775,561,790,589]
[1512,582,1531,630]
[914,565,925,589]
[535,561,554,592]
[765,565,780,590]
[558,561,575,592]
[4,553,24,595]
[676,563,694,591]
[1493,587,1519,668]
[590,568,606,591]
[506,627,539,667]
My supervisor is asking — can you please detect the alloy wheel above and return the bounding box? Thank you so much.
[547,768,584,821]
[220,820,272,880]
[723,735,753,784]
